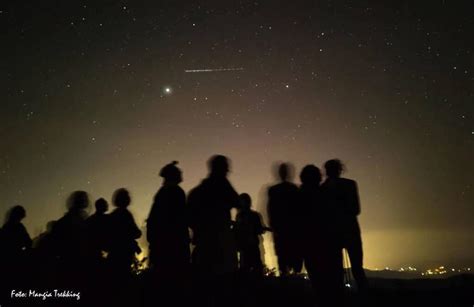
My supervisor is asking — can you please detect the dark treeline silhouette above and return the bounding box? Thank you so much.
[0,155,372,307]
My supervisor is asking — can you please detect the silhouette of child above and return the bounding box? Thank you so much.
[235,193,268,274]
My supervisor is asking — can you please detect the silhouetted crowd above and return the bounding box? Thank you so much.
[0,155,368,306]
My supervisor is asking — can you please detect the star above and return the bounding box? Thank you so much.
[163,86,172,95]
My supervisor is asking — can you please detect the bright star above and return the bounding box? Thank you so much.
[163,86,172,95]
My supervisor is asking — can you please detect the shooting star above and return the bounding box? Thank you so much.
[184,67,244,73]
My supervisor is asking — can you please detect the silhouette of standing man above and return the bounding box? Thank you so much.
[299,165,343,303]
[86,198,109,265]
[0,205,32,304]
[0,206,32,275]
[188,155,240,277]
[52,191,90,272]
[188,155,240,307]
[147,161,190,277]
[267,163,301,275]
[146,162,191,307]
[322,159,368,291]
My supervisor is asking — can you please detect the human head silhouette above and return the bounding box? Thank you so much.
[239,193,252,211]
[275,162,295,182]
[113,188,131,208]
[5,205,26,224]
[95,198,108,214]
[279,163,288,181]
[160,161,182,184]
[324,159,345,178]
[208,155,230,178]
[300,165,322,186]
[67,191,90,212]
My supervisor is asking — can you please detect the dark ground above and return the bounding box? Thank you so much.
[2,272,473,307]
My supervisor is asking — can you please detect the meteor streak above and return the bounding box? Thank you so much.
[184,67,244,73]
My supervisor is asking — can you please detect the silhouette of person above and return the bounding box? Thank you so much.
[321,159,368,292]
[86,198,110,265]
[267,163,302,275]
[0,206,32,271]
[188,155,240,277]
[299,165,343,301]
[108,188,142,277]
[33,220,57,257]
[147,161,190,277]
[32,220,58,285]
[0,205,32,304]
[235,193,268,275]
[51,191,90,274]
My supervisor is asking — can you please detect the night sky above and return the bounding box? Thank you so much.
[1,1,473,270]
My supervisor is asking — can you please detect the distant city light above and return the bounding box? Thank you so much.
[375,265,472,277]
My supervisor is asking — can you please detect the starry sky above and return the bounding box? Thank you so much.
[1,1,473,270]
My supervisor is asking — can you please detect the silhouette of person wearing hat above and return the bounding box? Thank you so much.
[147,161,190,277]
